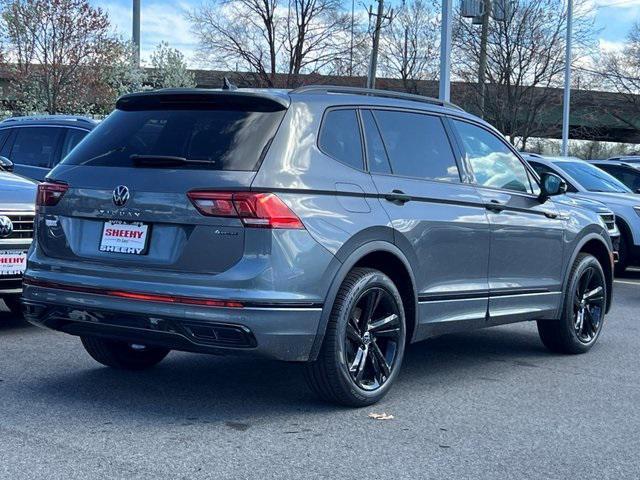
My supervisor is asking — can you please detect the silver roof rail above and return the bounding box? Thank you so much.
[290,85,464,111]
[0,115,95,124]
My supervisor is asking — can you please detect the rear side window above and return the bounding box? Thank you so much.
[11,127,63,168]
[372,110,460,182]
[60,129,89,161]
[62,107,286,171]
[318,109,363,170]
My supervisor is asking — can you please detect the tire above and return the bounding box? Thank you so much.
[81,336,170,370]
[537,253,607,354]
[305,268,406,407]
[614,232,629,276]
[3,295,22,317]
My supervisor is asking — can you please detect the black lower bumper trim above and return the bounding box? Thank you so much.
[22,300,258,354]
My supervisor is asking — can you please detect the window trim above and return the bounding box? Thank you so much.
[361,107,464,184]
[317,106,366,172]
[448,116,542,198]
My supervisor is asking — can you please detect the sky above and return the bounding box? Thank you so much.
[92,0,640,67]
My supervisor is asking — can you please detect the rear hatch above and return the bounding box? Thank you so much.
[37,90,288,275]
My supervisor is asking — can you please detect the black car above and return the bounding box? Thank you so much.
[589,160,640,193]
[0,116,97,181]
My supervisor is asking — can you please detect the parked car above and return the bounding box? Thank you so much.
[606,155,640,164]
[0,115,97,181]
[23,87,614,406]
[524,154,638,274]
[589,159,640,193]
[0,168,36,314]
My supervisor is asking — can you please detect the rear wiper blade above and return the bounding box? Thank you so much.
[130,155,217,166]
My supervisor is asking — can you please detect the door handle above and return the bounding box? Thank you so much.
[543,211,558,219]
[485,199,506,213]
[384,190,412,205]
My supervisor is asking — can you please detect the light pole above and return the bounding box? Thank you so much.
[439,0,453,101]
[367,0,386,89]
[561,0,573,157]
[478,0,491,117]
[133,0,141,67]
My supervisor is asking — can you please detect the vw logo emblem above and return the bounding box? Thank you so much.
[0,216,13,238]
[112,185,130,207]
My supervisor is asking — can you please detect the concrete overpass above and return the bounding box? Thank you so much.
[1,66,638,143]
[190,70,640,144]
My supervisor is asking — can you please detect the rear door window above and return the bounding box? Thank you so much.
[10,127,63,168]
[372,110,460,182]
[361,110,391,174]
[318,109,364,170]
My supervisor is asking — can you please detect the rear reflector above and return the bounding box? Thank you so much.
[36,182,69,208]
[187,191,304,229]
[23,278,244,309]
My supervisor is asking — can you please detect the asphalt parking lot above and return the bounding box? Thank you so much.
[2,274,640,480]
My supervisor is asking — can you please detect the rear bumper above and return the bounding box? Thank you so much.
[22,283,324,362]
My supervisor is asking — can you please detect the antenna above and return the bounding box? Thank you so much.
[222,77,238,91]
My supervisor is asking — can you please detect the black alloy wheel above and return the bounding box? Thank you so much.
[344,287,402,391]
[538,253,607,354]
[305,267,406,406]
[572,264,605,344]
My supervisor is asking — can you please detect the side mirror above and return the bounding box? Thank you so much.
[539,172,567,201]
[0,156,13,173]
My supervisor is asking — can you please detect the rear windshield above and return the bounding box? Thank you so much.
[61,107,286,171]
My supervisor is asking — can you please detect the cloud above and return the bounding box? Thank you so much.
[93,0,199,66]
[599,38,626,52]
[591,0,640,8]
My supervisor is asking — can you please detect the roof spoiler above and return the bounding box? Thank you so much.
[116,89,289,112]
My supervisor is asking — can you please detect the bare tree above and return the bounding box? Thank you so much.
[379,0,439,93]
[0,0,122,114]
[189,0,281,86]
[189,0,352,87]
[453,0,596,149]
[282,0,352,85]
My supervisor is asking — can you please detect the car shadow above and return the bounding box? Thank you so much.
[0,310,31,331]
[618,268,640,280]
[24,325,548,422]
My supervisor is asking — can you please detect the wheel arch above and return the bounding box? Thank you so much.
[565,234,614,314]
[308,239,419,361]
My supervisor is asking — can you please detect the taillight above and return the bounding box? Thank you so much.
[187,191,304,229]
[36,182,68,207]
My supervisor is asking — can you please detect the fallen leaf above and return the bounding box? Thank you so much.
[368,412,394,421]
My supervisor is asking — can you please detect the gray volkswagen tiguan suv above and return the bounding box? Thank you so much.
[23,86,614,406]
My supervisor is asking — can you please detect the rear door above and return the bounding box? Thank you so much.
[450,119,564,323]
[39,93,288,280]
[362,108,491,337]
